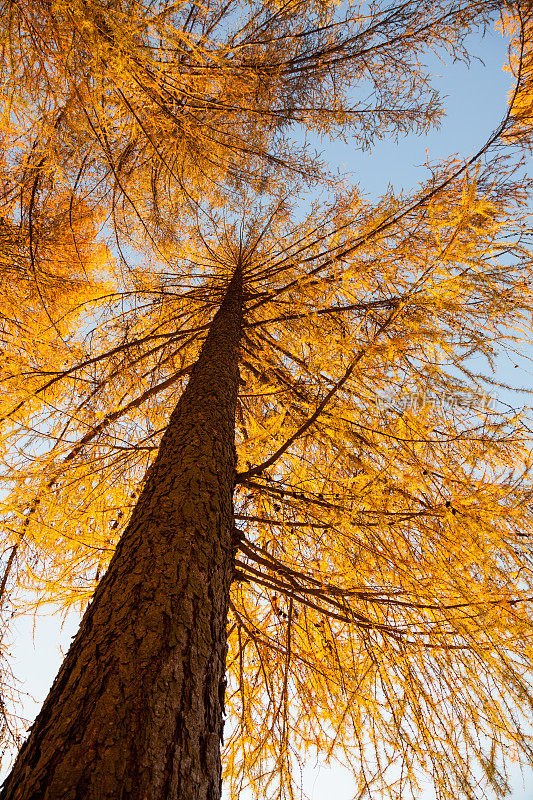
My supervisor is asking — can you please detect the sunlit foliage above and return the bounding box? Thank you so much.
[2,1,533,799]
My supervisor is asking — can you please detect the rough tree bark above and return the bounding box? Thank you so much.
[0,266,244,799]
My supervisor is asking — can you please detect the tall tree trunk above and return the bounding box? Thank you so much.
[1,267,244,800]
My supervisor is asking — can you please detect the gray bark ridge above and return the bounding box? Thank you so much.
[1,266,244,800]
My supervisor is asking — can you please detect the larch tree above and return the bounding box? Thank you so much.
[1,1,533,799]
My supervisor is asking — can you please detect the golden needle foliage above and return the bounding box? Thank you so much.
[2,1,533,799]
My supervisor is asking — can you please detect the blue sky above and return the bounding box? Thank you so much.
[3,20,533,800]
